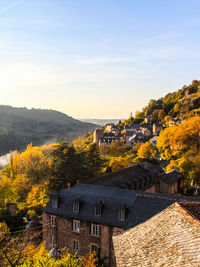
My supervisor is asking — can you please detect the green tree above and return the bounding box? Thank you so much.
[85,143,104,178]
[49,143,88,191]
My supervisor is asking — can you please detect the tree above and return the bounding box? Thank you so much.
[157,117,200,186]
[26,183,48,209]
[138,142,157,160]
[100,141,128,157]
[85,143,104,178]
[0,222,9,241]
[157,117,200,159]
[48,143,88,191]
[151,109,165,123]
[0,240,98,267]
[134,111,145,121]
[109,157,129,172]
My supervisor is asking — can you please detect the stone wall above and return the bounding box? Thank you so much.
[159,180,170,194]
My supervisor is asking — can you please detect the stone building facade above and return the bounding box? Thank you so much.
[43,183,197,267]
[43,213,116,266]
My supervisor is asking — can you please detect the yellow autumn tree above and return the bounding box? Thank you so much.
[157,116,200,159]
[157,117,200,185]
[138,142,157,160]
[26,183,48,208]
[109,157,129,172]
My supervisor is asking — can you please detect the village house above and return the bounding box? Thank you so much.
[93,122,153,147]
[93,128,121,146]
[113,202,200,267]
[153,122,162,135]
[43,184,200,267]
[85,163,184,194]
[99,132,118,145]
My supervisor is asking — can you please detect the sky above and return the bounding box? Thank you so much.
[0,0,200,119]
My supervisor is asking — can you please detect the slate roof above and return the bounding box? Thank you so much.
[45,184,137,228]
[158,170,183,185]
[84,163,158,191]
[125,131,136,137]
[113,202,200,267]
[44,184,200,230]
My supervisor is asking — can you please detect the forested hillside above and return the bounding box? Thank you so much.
[0,106,97,155]
[130,80,200,124]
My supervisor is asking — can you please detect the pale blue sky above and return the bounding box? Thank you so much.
[1,0,200,118]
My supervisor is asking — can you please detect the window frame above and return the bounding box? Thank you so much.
[52,198,58,209]
[73,200,80,213]
[73,219,80,233]
[91,223,100,236]
[73,240,79,252]
[95,204,102,216]
[91,244,99,253]
[118,208,126,221]
[51,215,56,227]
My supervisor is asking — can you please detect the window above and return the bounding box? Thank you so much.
[91,223,100,236]
[91,244,99,254]
[73,241,79,252]
[73,200,80,213]
[52,198,58,209]
[95,204,102,216]
[51,216,56,227]
[118,207,126,221]
[95,201,103,216]
[73,220,80,233]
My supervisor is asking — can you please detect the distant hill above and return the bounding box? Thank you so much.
[0,106,97,155]
[78,118,124,126]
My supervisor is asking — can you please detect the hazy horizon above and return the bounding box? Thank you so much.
[1,0,200,118]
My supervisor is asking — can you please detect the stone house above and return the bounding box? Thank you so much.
[153,122,162,135]
[113,202,200,267]
[140,127,152,136]
[43,184,200,267]
[104,123,116,132]
[43,184,140,267]
[158,170,184,194]
[85,163,184,194]
[93,129,104,144]
[99,132,117,145]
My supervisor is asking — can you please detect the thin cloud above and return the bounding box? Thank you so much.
[0,1,20,13]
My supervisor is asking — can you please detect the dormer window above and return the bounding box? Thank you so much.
[95,201,103,216]
[52,198,58,209]
[118,206,127,221]
[73,199,80,213]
